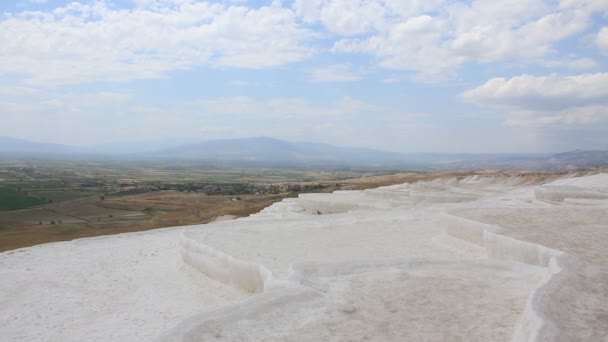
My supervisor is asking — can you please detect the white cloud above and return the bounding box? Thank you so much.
[1,0,606,85]
[382,77,400,83]
[308,64,363,82]
[0,0,605,113]
[327,0,603,79]
[0,1,315,85]
[382,0,445,17]
[230,80,272,87]
[195,95,379,118]
[504,105,608,126]
[332,14,457,80]
[463,73,608,126]
[231,80,250,86]
[597,27,608,53]
[463,73,608,109]
[542,57,597,69]
[292,0,387,35]
[0,85,40,97]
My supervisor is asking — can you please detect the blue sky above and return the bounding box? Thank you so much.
[0,0,607,153]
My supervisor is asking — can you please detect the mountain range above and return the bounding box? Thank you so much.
[0,136,606,170]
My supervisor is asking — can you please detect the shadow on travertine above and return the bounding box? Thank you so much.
[165,173,608,342]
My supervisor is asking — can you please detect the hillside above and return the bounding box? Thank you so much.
[0,136,84,155]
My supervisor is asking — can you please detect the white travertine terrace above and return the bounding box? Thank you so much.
[1,172,607,341]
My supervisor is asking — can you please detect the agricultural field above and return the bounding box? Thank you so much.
[0,186,47,210]
[0,159,409,251]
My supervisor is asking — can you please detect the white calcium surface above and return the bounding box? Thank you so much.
[2,172,608,342]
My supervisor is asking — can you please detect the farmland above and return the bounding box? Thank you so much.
[0,159,408,251]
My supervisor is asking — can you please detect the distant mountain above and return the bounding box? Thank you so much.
[155,137,407,166]
[0,136,85,155]
[92,139,200,154]
[545,150,608,169]
[0,136,606,170]
[438,150,608,170]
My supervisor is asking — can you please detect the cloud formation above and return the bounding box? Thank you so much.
[308,64,364,83]
[1,0,607,85]
[326,0,606,79]
[0,0,606,152]
[598,27,608,53]
[463,73,608,126]
[0,1,314,85]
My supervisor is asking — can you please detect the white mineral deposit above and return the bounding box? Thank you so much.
[2,172,607,341]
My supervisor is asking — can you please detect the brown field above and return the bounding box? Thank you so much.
[0,191,295,251]
[0,160,359,251]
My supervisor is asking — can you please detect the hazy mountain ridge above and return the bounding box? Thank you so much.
[157,137,406,164]
[547,150,608,168]
[0,136,86,155]
[0,136,606,170]
[439,150,608,171]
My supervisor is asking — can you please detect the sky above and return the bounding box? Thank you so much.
[0,0,607,153]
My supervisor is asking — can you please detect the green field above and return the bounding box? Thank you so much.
[0,187,47,210]
[29,190,105,202]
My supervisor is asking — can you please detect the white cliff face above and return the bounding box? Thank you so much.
[1,172,607,342]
